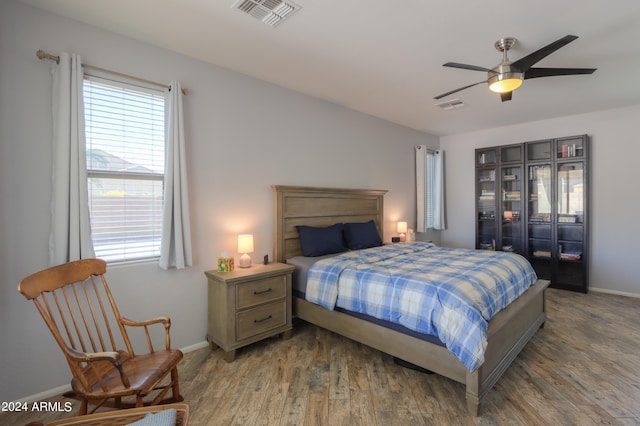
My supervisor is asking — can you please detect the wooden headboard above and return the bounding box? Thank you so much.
[272,185,388,263]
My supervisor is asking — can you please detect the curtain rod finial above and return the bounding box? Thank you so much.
[181,88,190,96]
[36,49,60,64]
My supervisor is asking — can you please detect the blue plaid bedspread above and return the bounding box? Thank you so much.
[305,242,537,372]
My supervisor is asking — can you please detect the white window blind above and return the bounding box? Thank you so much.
[83,76,165,263]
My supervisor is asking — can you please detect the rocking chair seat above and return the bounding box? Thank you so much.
[72,349,184,399]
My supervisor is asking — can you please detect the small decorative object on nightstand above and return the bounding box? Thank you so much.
[205,262,295,362]
[217,254,234,272]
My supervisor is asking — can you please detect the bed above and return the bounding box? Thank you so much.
[272,185,549,415]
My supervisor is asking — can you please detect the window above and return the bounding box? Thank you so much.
[84,76,166,263]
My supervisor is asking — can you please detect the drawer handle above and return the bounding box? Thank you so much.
[254,315,273,323]
[254,288,272,295]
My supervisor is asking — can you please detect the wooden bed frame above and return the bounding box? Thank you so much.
[272,185,549,415]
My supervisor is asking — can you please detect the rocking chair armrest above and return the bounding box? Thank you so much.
[120,316,173,350]
[120,316,171,328]
[65,347,123,365]
[64,347,131,388]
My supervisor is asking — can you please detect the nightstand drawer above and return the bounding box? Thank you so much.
[237,276,286,309]
[237,301,286,341]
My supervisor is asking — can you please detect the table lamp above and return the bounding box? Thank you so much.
[397,221,407,242]
[237,234,254,268]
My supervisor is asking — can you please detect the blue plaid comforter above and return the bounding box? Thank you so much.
[305,242,537,372]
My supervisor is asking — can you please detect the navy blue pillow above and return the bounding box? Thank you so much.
[344,220,382,250]
[297,223,347,257]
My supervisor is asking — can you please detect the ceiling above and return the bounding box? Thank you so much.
[20,0,640,136]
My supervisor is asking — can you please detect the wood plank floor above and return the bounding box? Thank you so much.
[3,289,640,425]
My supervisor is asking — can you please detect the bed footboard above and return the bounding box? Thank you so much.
[466,278,549,415]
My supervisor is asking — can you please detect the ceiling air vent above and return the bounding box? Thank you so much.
[435,99,465,111]
[232,0,301,27]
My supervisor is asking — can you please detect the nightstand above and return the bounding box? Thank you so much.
[204,262,295,362]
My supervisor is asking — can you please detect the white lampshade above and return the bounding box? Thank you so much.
[397,221,407,242]
[238,234,254,268]
[238,234,254,253]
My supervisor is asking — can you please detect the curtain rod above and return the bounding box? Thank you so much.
[415,145,438,154]
[36,49,189,96]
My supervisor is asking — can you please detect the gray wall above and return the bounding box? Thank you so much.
[0,1,437,401]
[440,106,640,296]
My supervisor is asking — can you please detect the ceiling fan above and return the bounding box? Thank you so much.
[435,35,597,102]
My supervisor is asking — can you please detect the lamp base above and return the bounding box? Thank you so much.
[239,253,251,268]
[399,233,406,242]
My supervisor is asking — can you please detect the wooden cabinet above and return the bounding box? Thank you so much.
[476,135,589,293]
[205,262,295,361]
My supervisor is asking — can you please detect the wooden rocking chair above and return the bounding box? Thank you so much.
[18,259,184,415]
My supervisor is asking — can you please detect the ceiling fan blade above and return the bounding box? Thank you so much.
[525,67,597,79]
[434,80,487,100]
[443,62,493,72]
[511,35,579,72]
[500,92,513,102]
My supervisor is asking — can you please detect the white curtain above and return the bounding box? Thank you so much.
[48,52,95,266]
[159,81,193,270]
[432,150,446,230]
[416,146,428,232]
[415,146,446,232]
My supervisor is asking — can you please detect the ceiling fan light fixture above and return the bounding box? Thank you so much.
[436,35,594,101]
[488,72,523,93]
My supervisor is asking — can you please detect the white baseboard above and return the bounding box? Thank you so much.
[590,287,640,299]
[16,384,72,404]
[15,340,210,404]
[181,340,210,353]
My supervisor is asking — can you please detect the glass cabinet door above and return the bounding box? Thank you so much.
[477,148,497,166]
[557,162,584,223]
[501,145,522,163]
[528,164,552,223]
[556,136,585,159]
[527,140,552,161]
[477,167,496,250]
[556,161,585,288]
[527,164,552,278]
[501,165,522,253]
